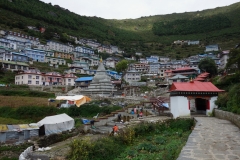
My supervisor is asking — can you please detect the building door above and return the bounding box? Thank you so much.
[39,125,45,136]
[195,98,207,114]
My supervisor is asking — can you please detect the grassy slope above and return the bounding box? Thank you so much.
[0,95,58,107]
[108,2,240,57]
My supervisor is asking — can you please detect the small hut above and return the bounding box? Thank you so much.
[0,124,39,144]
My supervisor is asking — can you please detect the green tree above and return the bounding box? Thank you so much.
[226,49,240,72]
[115,60,128,86]
[198,58,217,77]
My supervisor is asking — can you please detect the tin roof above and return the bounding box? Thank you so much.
[75,77,93,82]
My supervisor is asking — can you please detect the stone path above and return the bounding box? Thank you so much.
[177,117,240,160]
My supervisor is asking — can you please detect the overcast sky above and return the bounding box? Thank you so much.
[40,0,240,19]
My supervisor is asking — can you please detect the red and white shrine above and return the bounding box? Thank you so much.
[169,80,224,118]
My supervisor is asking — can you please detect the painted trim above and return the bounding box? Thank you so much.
[207,100,210,110]
[188,100,190,110]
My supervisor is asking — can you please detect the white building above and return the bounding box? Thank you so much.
[15,70,77,86]
[105,57,119,68]
[47,41,73,53]
[139,58,148,64]
[205,45,219,52]
[75,46,94,54]
[111,46,119,53]
[0,38,31,50]
[188,40,200,45]
[124,70,141,83]
[129,63,149,73]
[36,44,50,51]
[159,56,170,62]
[15,69,42,85]
[85,40,101,49]
[149,63,160,74]
[5,31,39,46]
[45,56,66,68]
[62,73,77,86]
[98,45,113,54]
[135,52,142,56]
[169,81,223,118]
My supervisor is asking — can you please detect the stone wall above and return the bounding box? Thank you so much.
[214,109,240,128]
[37,128,83,147]
[29,85,74,93]
[91,96,146,105]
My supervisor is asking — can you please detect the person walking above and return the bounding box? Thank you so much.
[90,120,95,129]
[130,109,134,115]
[110,124,118,136]
[113,124,119,132]
[134,107,137,114]
[118,114,122,122]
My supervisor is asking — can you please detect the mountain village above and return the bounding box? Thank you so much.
[0,2,240,159]
[0,29,231,88]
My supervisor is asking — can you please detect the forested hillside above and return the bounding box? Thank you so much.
[0,0,240,57]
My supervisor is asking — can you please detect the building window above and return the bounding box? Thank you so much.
[10,64,15,69]
[28,80,31,84]
[36,81,39,84]
[28,75,32,79]
[36,76,39,79]
[68,79,71,82]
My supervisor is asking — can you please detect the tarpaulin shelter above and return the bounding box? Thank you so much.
[56,95,91,107]
[37,113,74,136]
[0,124,39,143]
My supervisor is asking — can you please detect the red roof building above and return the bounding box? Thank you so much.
[169,81,224,118]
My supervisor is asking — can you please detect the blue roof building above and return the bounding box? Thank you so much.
[75,77,93,88]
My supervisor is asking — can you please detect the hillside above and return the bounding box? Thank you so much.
[0,0,240,58]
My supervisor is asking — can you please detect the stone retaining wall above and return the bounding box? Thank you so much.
[214,109,240,128]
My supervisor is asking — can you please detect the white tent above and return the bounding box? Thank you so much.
[56,95,91,107]
[37,113,74,136]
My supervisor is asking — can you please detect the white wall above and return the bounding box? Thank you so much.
[170,96,190,118]
[15,74,42,85]
[207,96,218,116]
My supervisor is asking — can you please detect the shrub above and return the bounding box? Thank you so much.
[146,136,153,141]
[216,83,240,114]
[163,140,181,160]
[116,127,135,145]
[136,142,158,153]
[168,119,194,132]
[126,149,137,158]
[215,93,229,109]
[89,138,125,160]
[68,138,93,160]
[68,137,126,160]
[155,136,166,145]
